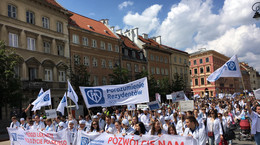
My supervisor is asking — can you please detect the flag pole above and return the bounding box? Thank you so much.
[48,105,55,131]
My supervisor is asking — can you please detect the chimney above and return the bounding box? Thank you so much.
[142,33,148,39]
[116,29,122,35]
[155,36,161,44]
[110,26,115,32]
[100,19,109,25]
[132,28,138,43]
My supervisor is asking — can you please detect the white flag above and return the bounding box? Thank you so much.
[57,93,67,115]
[253,88,260,100]
[207,55,241,82]
[67,80,79,109]
[155,93,161,103]
[31,88,44,105]
[32,89,51,111]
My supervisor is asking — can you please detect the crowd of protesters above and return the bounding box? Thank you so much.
[8,95,260,145]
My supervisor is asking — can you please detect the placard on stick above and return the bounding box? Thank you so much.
[148,101,160,111]
[179,100,194,112]
[45,109,57,119]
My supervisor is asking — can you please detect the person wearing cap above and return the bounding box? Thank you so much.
[140,108,151,131]
[176,112,186,135]
[56,122,66,132]
[97,112,105,130]
[163,116,171,132]
[20,118,28,130]
[68,121,77,145]
[121,119,135,135]
[78,120,87,131]
[33,115,45,130]
[45,119,54,131]
[104,115,115,133]
[9,116,20,129]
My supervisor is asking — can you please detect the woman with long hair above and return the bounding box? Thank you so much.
[167,124,177,135]
[89,120,100,133]
[131,116,139,128]
[207,109,223,145]
[148,119,164,136]
[134,122,146,135]
[114,121,122,135]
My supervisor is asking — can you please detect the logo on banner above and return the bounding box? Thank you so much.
[43,94,50,101]
[61,96,66,103]
[227,61,236,71]
[81,137,90,145]
[85,88,105,105]
[11,133,17,141]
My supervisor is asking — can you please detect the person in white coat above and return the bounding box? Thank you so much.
[183,116,207,145]
[247,100,260,145]
[10,116,20,129]
[207,109,223,145]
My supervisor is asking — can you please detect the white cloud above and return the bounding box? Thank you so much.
[118,1,134,10]
[123,4,162,34]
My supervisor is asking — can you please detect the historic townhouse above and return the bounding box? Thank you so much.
[69,12,121,86]
[117,34,147,81]
[0,0,71,118]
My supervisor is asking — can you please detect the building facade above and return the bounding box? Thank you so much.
[189,49,235,97]
[240,62,257,90]
[0,0,71,119]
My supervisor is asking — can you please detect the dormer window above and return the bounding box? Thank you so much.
[88,25,94,30]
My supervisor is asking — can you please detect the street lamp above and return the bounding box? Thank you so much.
[252,2,260,20]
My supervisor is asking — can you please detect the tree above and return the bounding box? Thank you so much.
[171,73,185,92]
[0,41,23,117]
[135,70,149,79]
[109,66,129,84]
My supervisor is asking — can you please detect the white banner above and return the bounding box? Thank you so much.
[127,104,136,110]
[45,109,57,119]
[80,77,149,108]
[254,88,260,100]
[7,128,69,145]
[180,100,194,112]
[172,91,186,102]
[166,95,172,100]
[76,130,197,145]
[137,104,148,110]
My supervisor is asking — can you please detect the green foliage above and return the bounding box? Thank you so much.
[171,73,185,92]
[135,70,149,79]
[0,41,22,107]
[109,65,129,84]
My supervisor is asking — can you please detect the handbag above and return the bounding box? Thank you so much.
[221,122,236,140]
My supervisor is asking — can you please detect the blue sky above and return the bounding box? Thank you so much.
[57,0,260,72]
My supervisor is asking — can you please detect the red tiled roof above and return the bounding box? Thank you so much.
[138,36,164,49]
[69,11,119,39]
[161,44,188,54]
[118,34,141,51]
[45,0,65,9]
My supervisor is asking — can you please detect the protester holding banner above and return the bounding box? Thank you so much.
[104,115,115,133]
[167,124,177,135]
[33,115,45,130]
[9,116,20,129]
[114,121,122,135]
[148,119,165,136]
[44,119,54,131]
[121,119,135,135]
[89,120,101,133]
[134,122,146,135]
[68,120,77,145]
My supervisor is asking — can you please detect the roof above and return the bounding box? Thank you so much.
[118,34,141,51]
[45,0,65,10]
[138,36,165,49]
[69,11,119,39]
[161,44,188,54]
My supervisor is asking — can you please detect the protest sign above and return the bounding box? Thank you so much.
[80,77,149,108]
[172,91,186,102]
[137,104,148,110]
[127,104,136,110]
[7,128,69,145]
[76,130,197,145]
[45,109,57,119]
[179,100,194,112]
[166,95,172,100]
[254,88,260,100]
[155,93,161,103]
[148,101,160,110]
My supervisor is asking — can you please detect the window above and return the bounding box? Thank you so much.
[72,34,79,44]
[8,33,18,47]
[200,67,204,73]
[58,70,66,82]
[132,51,136,58]
[156,56,159,62]
[179,57,182,63]
[206,66,210,72]
[206,57,209,62]
[27,37,36,51]
[26,11,35,24]
[194,68,197,74]
[8,4,16,18]
[134,64,139,72]
[29,68,37,81]
[92,57,98,67]
[43,42,51,53]
[156,67,160,74]
[101,59,106,68]
[83,56,90,66]
[74,55,80,65]
[82,37,88,46]
[195,79,198,86]
[92,39,97,48]
[57,45,64,56]
[201,78,204,85]
[184,59,187,64]
[100,41,105,50]
[108,61,113,69]
[165,69,169,75]
[151,67,155,74]
[174,56,177,63]
[160,56,163,62]
[200,59,203,64]
[164,57,168,63]
[115,45,119,52]
[44,69,53,81]
[57,22,63,33]
[42,17,49,29]
[150,54,154,60]
[142,65,146,71]
[93,76,98,86]
[102,77,107,85]
[193,60,197,65]
[108,43,112,51]
[140,53,143,60]
[127,63,131,71]
[124,49,128,56]
[161,68,164,75]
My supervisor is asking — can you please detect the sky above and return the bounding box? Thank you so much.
[57,0,260,72]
